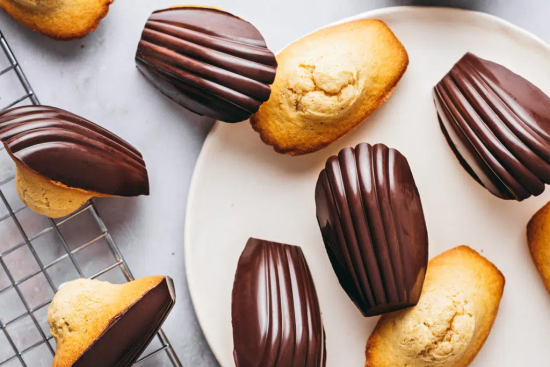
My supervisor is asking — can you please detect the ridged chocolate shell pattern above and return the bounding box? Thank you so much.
[0,106,149,196]
[232,238,326,367]
[315,143,428,317]
[434,52,550,201]
[136,7,277,123]
[74,277,176,367]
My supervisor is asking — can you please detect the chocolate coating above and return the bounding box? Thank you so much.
[315,143,428,317]
[434,52,550,201]
[232,238,326,367]
[0,105,149,196]
[136,6,277,123]
[74,277,176,367]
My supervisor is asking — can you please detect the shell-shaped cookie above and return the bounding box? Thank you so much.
[315,143,428,317]
[250,19,408,156]
[0,105,149,196]
[48,276,175,367]
[365,246,505,367]
[0,0,113,40]
[136,6,277,123]
[232,238,326,367]
[434,52,550,201]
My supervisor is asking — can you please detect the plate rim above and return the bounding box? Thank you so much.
[183,5,550,365]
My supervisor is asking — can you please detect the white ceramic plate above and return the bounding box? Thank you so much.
[185,6,550,366]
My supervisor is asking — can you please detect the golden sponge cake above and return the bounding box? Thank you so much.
[365,246,505,367]
[527,200,550,294]
[250,19,408,155]
[0,0,113,40]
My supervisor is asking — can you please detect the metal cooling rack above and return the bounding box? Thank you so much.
[0,30,182,367]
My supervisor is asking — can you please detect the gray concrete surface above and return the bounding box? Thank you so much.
[0,1,548,366]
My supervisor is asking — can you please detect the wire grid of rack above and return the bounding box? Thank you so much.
[0,30,182,367]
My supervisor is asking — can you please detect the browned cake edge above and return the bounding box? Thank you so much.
[0,0,114,40]
[250,19,409,156]
[527,200,550,294]
[364,246,505,367]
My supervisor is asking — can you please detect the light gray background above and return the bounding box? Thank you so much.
[0,1,548,366]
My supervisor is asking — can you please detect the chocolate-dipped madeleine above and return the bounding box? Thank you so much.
[232,238,326,367]
[48,276,176,367]
[136,6,277,123]
[315,143,428,317]
[434,52,550,201]
[0,105,149,218]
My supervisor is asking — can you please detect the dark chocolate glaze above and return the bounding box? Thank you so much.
[315,143,428,317]
[136,7,277,123]
[232,238,326,367]
[0,105,149,196]
[433,52,550,201]
[74,277,176,367]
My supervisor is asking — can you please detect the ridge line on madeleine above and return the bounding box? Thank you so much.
[0,105,149,218]
[0,0,113,40]
[250,19,408,155]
